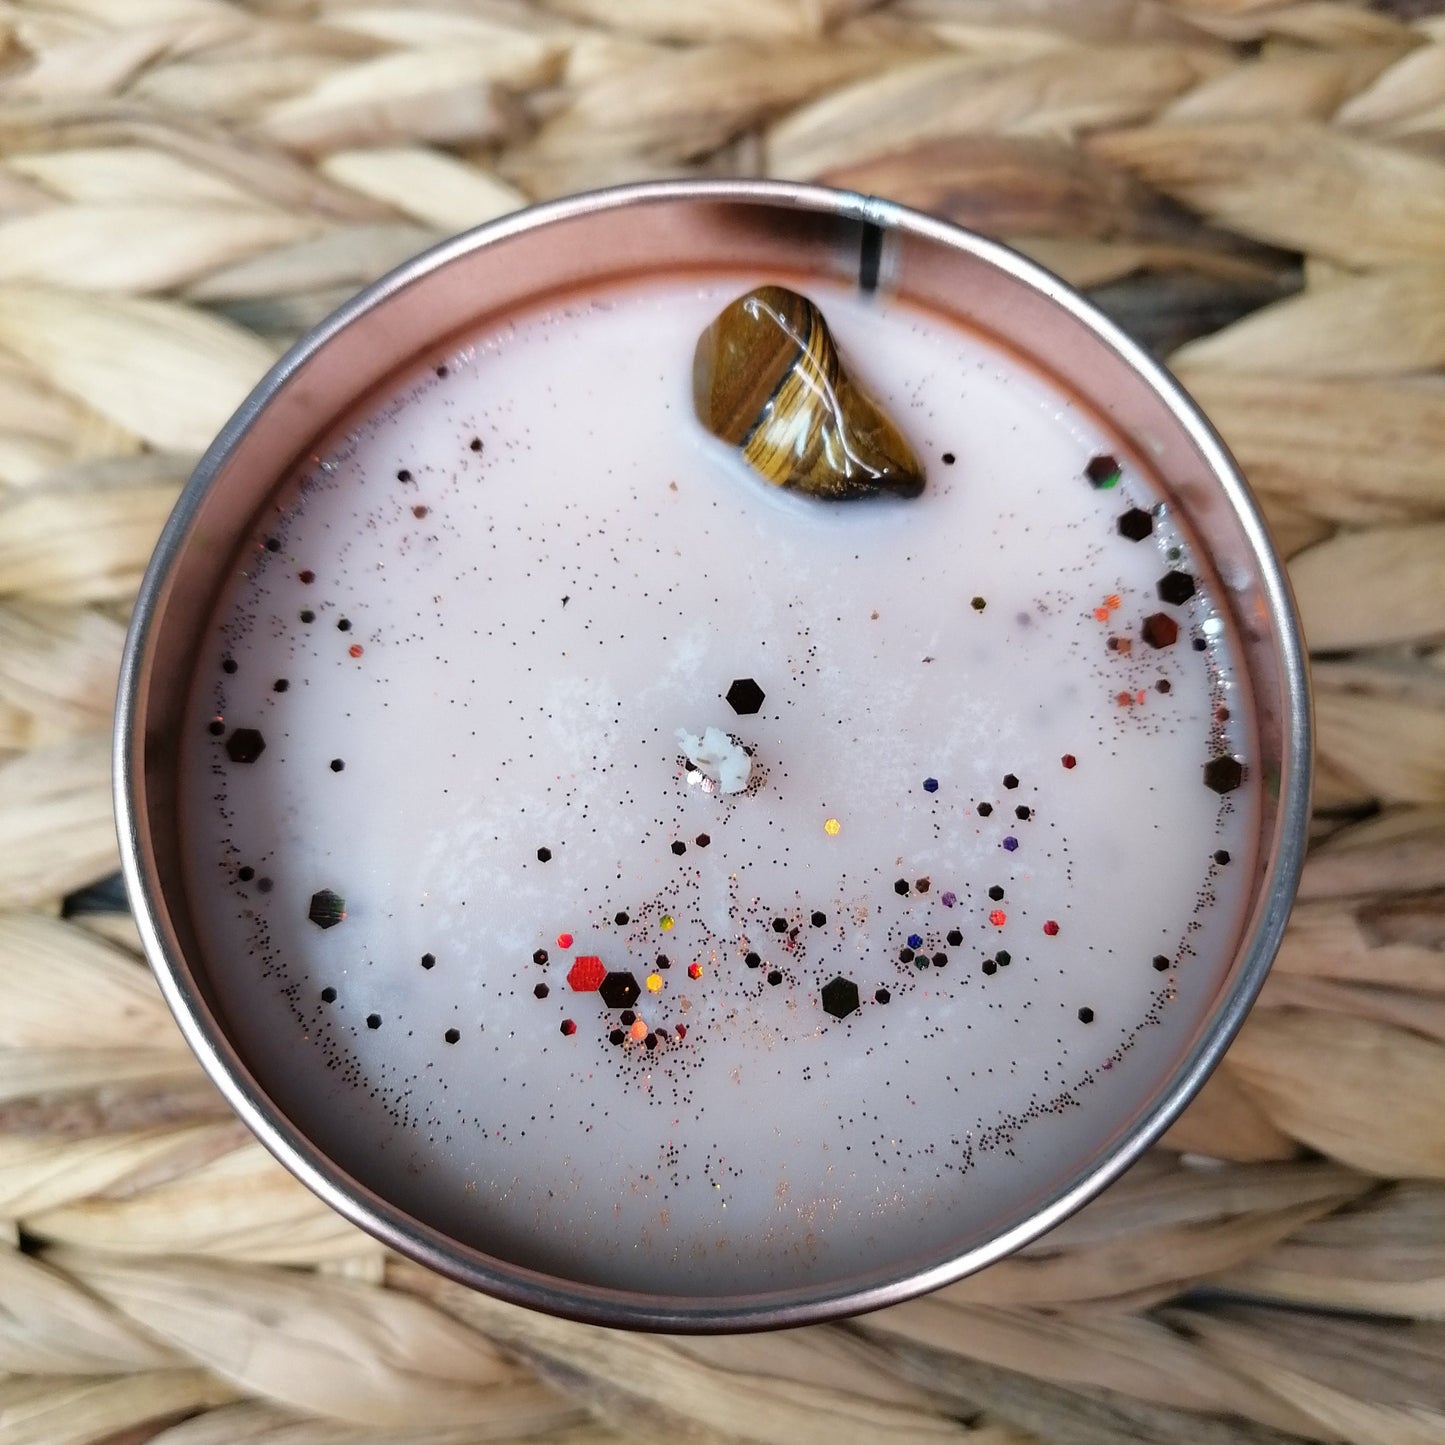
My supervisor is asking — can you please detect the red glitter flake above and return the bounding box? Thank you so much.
[1136,690,1147,705]
[675,1023,687,1039]
[556,932,573,948]
[988,910,1006,927]
[1093,607,1110,622]
[566,955,603,991]
[687,962,703,980]
[1043,920,1060,936]
[1061,754,1077,769]
[560,1019,577,1036]
[348,644,363,659]
[1105,594,1121,611]
[298,570,315,584]
[1116,691,1133,707]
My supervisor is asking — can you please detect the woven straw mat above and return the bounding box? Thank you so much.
[1,2,1444,1443]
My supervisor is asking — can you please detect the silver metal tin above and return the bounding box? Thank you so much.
[115,180,1311,1332]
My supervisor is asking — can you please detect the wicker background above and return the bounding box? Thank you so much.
[2,2,1444,1442]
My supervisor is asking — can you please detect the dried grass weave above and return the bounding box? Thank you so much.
[2,2,1444,1443]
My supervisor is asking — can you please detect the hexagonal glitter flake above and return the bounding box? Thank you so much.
[1203,756,1245,794]
[225,728,265,763]
[1117,508,1152,542]
[725,677,765,715]
[821,976,860,1019]
[307,890,345,928]
[598,971,641,1008]
[1141,613,1179,649]
[566,955,606,992]
[1157,570,1196,606]
[1085,454,1121,489]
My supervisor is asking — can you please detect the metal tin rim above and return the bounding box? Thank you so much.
[115,177,1312,1332]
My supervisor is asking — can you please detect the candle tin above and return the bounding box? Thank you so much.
[115,180,1311,1331]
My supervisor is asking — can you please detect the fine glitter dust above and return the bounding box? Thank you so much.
[180,273,1259,1299]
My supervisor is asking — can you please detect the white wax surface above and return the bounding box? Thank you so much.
[180,274,1259,1299]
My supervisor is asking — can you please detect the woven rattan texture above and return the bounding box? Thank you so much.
[2,2,1444,1442]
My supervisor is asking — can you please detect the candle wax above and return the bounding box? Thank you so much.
[181,274,1258,1297]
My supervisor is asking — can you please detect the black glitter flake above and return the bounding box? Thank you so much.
[977,802,993,817]
[615,911,630,925]
[1003,774,1019,789]
[225,728,265,763]
[1117,508,1153,542]
[772,917,788,933]
[1078,1007,1095,1023]
[988,886,1004,901]
[534,983,549,999]
[421,953,436,970]
[671,841,686,855]
[1141,613,1179,649]
[1153,955,1171,971]
[695,833,710,848]
[366,1014,381,1030]
[307,890,345,929]
[811,911,827,927]
[875,988,891,1004]
[971,596,986,612]
[599,971,641,1008]
[1158,571,1196,606]
[947,929,963,946]
[1204,756,1245,794]
[609,1028,625,1045]
[533,949,548,965]
[725,677,765,715]
[894,879,910,896]
[821,976,860,1018]
[997,951,1011,966]
[1214,850,1231,865]
[767,969,783,986]
[330,759,345,772]
[444,1028,460,1044]
[982,959,997,975]
[1086,454,1121,489]
[273,679,289,693]
[207,720,224,736]
[537,847,552,862]
[321,986,336,1003]
[745,951,761,968]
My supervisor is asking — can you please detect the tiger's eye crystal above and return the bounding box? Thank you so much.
[693,285,925,501]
